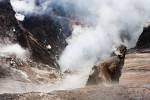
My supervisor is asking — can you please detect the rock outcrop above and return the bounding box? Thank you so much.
[0,1,70,87]
[136,22,150,49]
[0,1,73,68]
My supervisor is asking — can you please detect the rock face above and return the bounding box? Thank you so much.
[0,1,71,88]
[0,1,18,43]
[136,25,150,49]
[21,15,71,68]
[0,1,73,68]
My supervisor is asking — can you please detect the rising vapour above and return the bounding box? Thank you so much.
[59,0,150,88]
[59,0,150,71]
[0,43,29,60]
[9,0,150,90]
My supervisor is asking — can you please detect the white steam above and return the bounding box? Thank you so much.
[10,0,58,15]
[0,43,28,60]
[10,0,150,68]
[9,0,150,90]
[59,0,150,69]
[10,0,38,14]
[59,0,150,88]
[59,25,112,72]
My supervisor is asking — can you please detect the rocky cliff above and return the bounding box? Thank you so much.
[0,1,73,69]
[0,1,73,87]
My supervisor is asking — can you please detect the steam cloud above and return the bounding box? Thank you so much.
[9,0,150,90]
[59,0,150,83]
[10,0,75,16]
[0,41,29,60]
[10,0,150,69]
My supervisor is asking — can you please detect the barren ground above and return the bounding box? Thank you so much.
[0,52,150,100]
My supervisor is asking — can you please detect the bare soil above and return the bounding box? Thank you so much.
[0,52,150,100]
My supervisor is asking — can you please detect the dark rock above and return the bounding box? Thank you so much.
[22,15,71,59]
[0,1,73,69]
[136,25,150,49]
[0,1,18,43]
[0,65,11,78]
